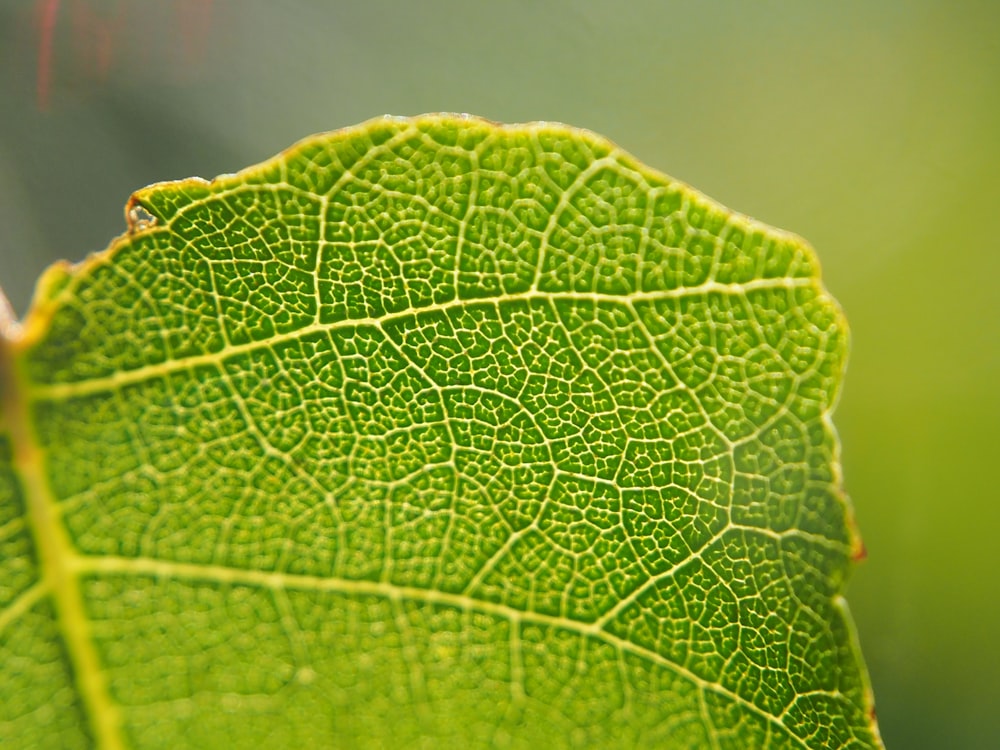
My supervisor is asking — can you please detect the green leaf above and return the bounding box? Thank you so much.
[0,115,880,749]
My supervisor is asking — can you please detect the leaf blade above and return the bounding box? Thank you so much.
[2,115,880,748]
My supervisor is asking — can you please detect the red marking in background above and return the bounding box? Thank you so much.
[175,0,214,74]
[70,0,129,80]
[33,0,216,111]
[36,0,61,111]
[95,18,114,77]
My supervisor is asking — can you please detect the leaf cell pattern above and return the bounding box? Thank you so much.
[0,115,879,749]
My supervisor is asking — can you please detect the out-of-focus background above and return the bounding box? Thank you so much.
[1,1,997,746]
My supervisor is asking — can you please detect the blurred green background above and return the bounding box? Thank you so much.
[1,1,997,747]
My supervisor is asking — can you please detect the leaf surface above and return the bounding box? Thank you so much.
[0,115,879,748]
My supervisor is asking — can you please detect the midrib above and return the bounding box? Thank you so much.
[3,343,126,750]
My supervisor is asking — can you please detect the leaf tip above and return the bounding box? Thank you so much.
[0,285,19,341]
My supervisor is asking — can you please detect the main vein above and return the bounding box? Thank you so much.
[1,343,126,750]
